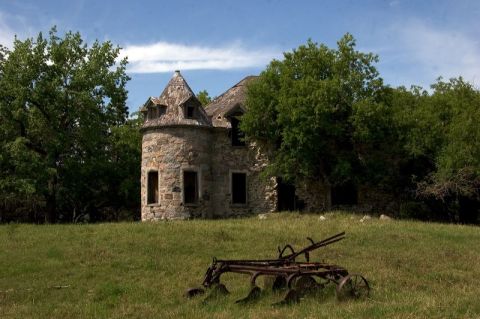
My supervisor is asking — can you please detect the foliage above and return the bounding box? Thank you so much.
[242,35,390,187]
[415,78,480,199]
[241,35,480,222]
[56,114,142,222]
[0,27,137,222]
[1,213,479,318]
[390,79,480,222]
[2,30,480,223]
[196,89,212,106]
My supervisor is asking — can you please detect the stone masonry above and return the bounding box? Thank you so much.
[140,71,276,220]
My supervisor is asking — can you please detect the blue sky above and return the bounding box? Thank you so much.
[1,0,479,115]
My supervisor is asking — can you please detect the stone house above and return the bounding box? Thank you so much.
[140,71,393,221]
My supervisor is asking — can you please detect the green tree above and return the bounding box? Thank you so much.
[196,89,212,106]
[56,113,142,222]
[241,35,388,187]
[383,78,480,222]
[0,27,130,222]
[399,78,480,221]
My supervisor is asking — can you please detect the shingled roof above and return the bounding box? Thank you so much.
[206,76,258,128]
[141,71,211,128]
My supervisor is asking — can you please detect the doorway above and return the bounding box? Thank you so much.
[277,178,296,211]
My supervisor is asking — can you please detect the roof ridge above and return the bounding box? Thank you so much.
[207,75,257,107]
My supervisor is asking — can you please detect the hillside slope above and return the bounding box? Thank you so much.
[1,213,479,318]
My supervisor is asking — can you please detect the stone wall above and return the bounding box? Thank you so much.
[141,126,213,220]
[210,130,276,217]
[295,180,331,212]
[141,126,276,220]
[140,124,398,220]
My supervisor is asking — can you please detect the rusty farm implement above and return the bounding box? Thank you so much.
[186,232,370,304]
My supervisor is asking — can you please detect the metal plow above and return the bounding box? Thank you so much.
[186,232,370,305]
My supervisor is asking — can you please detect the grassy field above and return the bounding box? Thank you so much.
[0,212,479,319]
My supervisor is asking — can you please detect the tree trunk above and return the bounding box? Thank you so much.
[45,175,58,223]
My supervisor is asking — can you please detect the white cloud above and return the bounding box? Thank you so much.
[0,12,16,48]
[390,20,480,86]
[120,41,280,73]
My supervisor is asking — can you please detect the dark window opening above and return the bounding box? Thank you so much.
[277,177,297,211]
[147,171,159,204]
[158,106,166,116]
[148,108,157,120]
[185,105,195,118]
[231,117,245,146]
[231,172,247,204]
[183,171,198,204]
[331,182,357,206]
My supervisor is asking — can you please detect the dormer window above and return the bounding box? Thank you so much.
[148,107,158,120]
[147,105,166,120]
[185,104,195,119]
[158,105,166,116]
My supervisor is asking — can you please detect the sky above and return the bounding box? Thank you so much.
[1,0,479,114]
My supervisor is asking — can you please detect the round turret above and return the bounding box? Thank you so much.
[140,71,213,220]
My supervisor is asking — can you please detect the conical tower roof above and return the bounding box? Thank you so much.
[157,70,196,107]
[141,71,212,129]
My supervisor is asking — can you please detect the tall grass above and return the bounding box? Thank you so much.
[1,212,479,318]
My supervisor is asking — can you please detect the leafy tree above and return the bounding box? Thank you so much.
[420,78,480,199]
[0,27,130,222]
[196,89,212,106]
[395,78,480,222]
[241,35,388,187]
[56,113,141,222]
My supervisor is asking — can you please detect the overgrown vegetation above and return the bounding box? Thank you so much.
[1,29,479,223]
[0,213,479,318]
[242,34,480,223]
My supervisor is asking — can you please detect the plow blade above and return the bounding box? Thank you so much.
[273,289,300,306]
[185,287,205,298]
[202,283,230,304]
[235,286,262,304]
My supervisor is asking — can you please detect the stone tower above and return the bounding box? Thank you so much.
[140,71,277,220]
[140,71,214,219]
